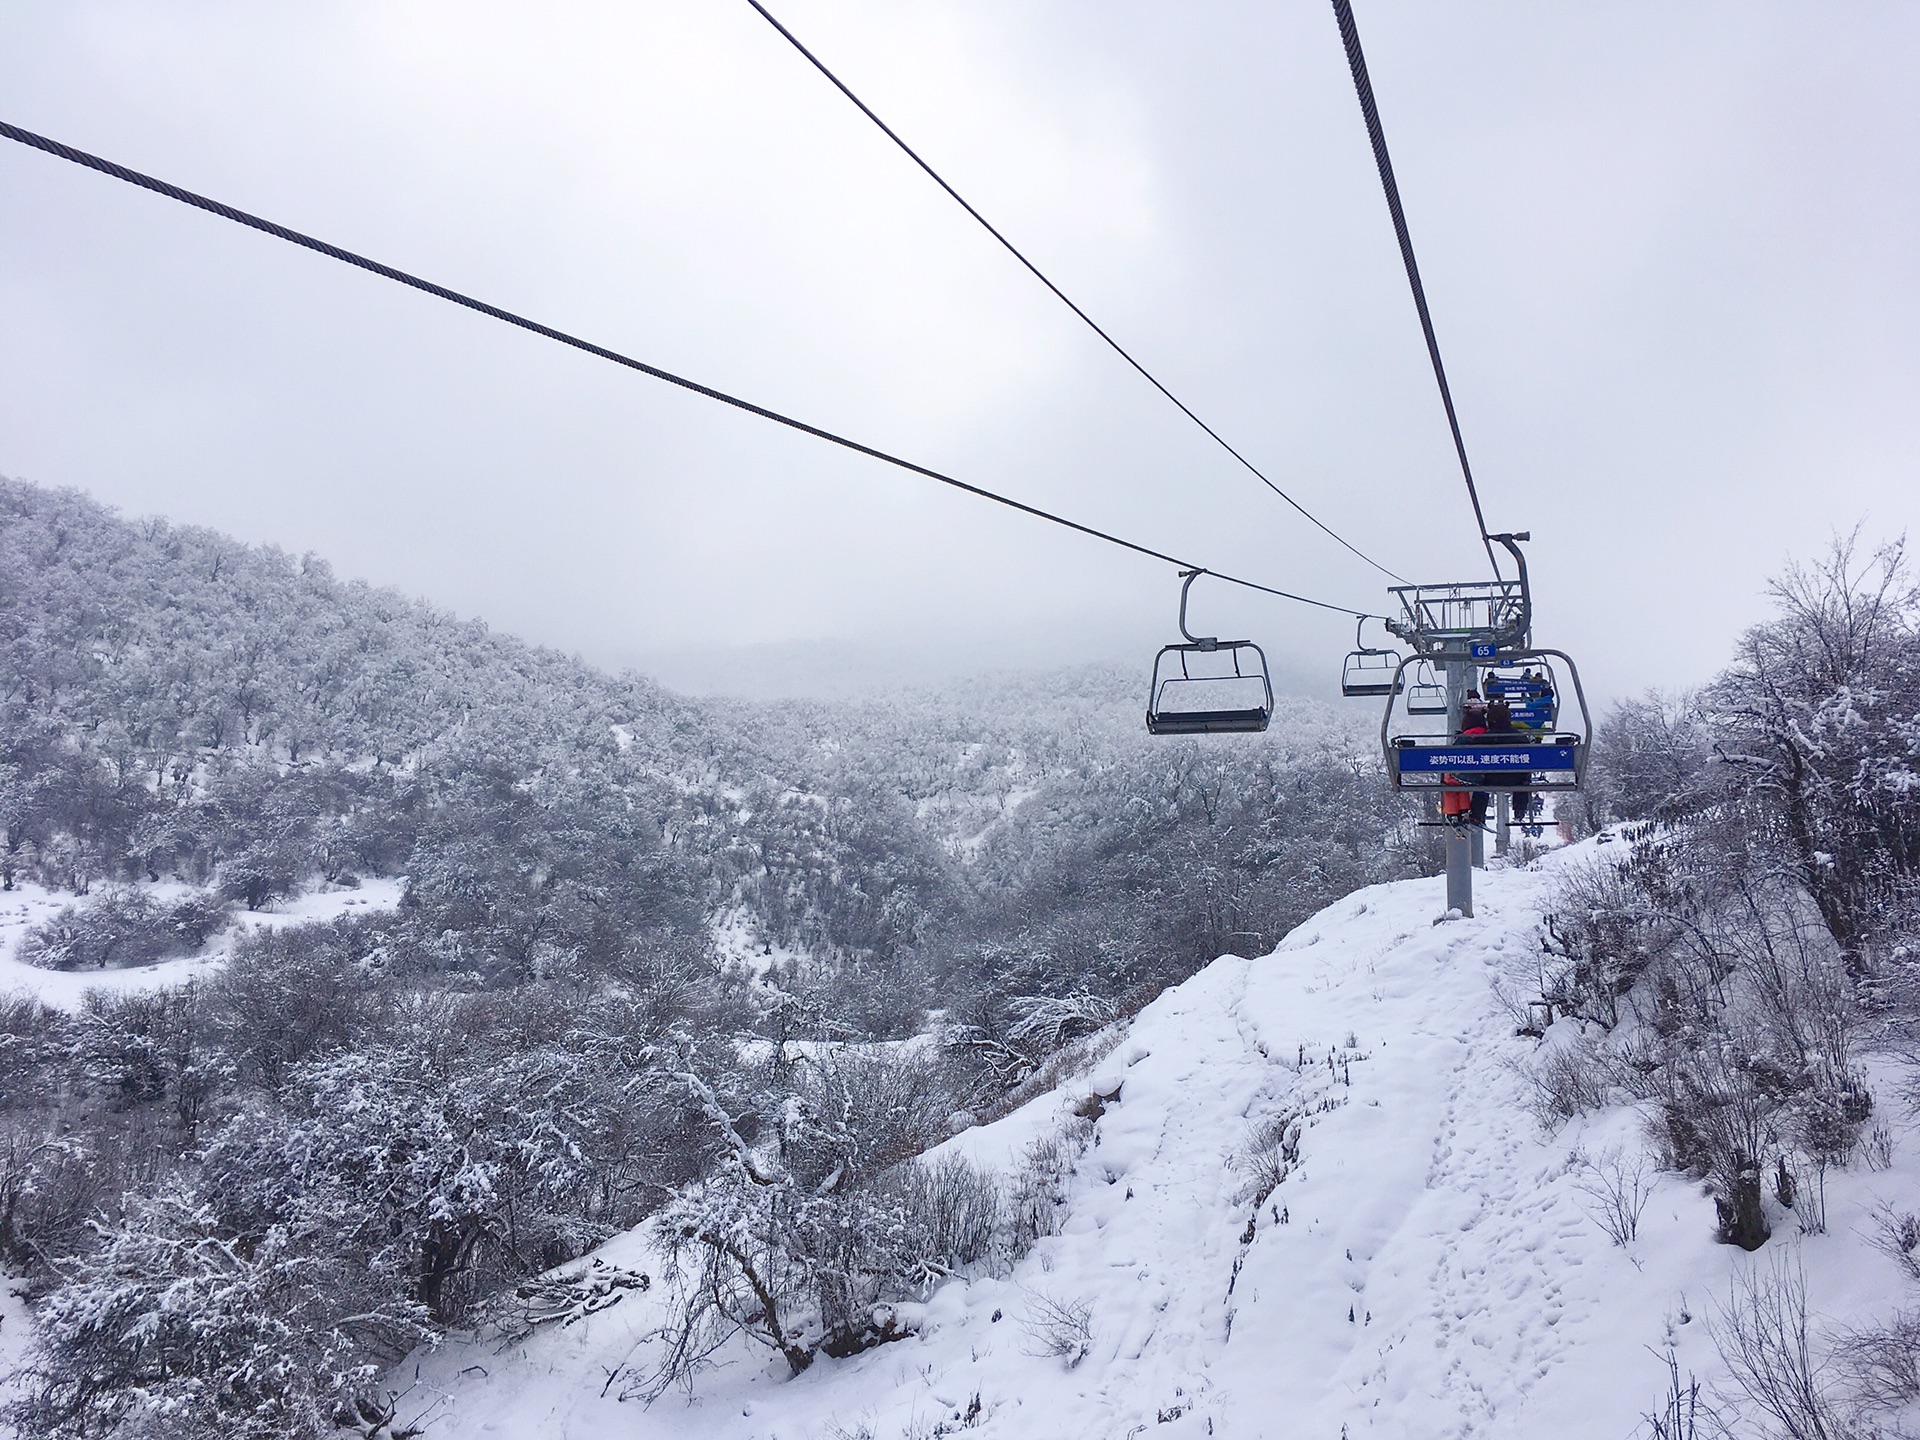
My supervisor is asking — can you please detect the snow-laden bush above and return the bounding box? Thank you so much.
[0,1120,93,1266]
[206,919,378,1092]
[1709,1254,1848,1439]
[0,990,66,1110]
[1532,809,1878,1251]
[1538,851,1688,1028]
[640,1042,1030,1396]
[71,984,226,1136]
[17,887,229,971]
[13,1184,432,1440]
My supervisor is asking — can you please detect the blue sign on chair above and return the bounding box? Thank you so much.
[1470,642,1498,659]
[1396,745,1578,772]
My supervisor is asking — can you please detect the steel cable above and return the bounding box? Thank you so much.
[0,118,1382,619]
[1331,0,1501,577]
[749,0,1409,585]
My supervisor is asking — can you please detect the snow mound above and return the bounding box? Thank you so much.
[394,847,1919,1438]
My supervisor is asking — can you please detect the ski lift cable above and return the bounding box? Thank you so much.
[1329,0,1501,579]
[0,118,1384,621]
[747,0,1411,586]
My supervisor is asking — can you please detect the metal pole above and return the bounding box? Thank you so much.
[1444,660,1473,916]
[1495,792,1511,858]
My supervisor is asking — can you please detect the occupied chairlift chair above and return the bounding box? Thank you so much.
[1145,570,1274,735]
[1481,666,1557,731]
[1380,649,1589,794]
[1372,535,1591,795]
[1339,616,1404,698]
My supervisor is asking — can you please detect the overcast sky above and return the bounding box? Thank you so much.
[3,1,1916,703]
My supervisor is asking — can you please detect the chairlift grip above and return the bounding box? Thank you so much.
[1378,653,1415,770]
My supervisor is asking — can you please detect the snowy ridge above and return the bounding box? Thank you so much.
[394,845,1917,1438]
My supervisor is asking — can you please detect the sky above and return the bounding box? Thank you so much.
[2,1,1916,703]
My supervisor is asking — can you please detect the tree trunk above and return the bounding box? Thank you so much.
[1715,1156,1771,1251]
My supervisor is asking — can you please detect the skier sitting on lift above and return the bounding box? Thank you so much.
[1461,689,1488,732]
[1440,694,1501,828]
[1467,698,1515,827]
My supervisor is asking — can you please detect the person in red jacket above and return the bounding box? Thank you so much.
[1441,692,1493,827]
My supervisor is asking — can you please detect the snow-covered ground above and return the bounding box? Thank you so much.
[0,878,405,1010]
[392,842,1920,1439]
[0,1276,31,1433]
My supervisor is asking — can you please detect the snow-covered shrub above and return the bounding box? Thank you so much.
[0,990,67,1109]
[794,1046,957,1178]
[1539,849,1688,1029]
[1005,1117,1093,1256]
[1835,1309,1920,1415]
[1705,531,1920,971]
[484,1257,651,1344]
[872,1153,1005,1281]
[1709,1254,1847,1439]
[223,1024,651,1320]
[1523,1030,1615,1131]
[645,1042,1020,1393]
[1584,689,1714,827]
[947,979,1128,1103]
[1642,1346,1713,1439]
[1240,1107,1303,1205]
[16,887,229,971]
[207,919,377,1091]
[0,1120,93,1266]
[1018,1288,1093,1368]
[1006,992,1119,1056]
[1571,1144,1654,1246]
[14,1182,432,1440]
[1648,1023,1778,1251]
[71,984,226,1136]
[1869,1205,1920,1285]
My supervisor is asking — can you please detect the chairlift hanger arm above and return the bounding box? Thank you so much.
[1489,531,1532,647]
[1179,569,1217,648]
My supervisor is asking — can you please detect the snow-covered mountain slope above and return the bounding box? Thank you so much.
[394,844,1920,1439]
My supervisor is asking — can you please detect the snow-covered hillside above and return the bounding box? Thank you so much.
[393,843,1920,1439]
[0,879,404,1010]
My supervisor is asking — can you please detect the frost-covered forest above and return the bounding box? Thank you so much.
[0,477,1423,1437]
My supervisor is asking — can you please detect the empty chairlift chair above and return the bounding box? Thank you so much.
[1403,659,1449,715]
[1145,570,1274,735]
[1339,616,1404,698]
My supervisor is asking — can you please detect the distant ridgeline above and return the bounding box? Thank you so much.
[0,475,1412,1019]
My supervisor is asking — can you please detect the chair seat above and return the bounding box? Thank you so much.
[1146,707,1272,736]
